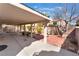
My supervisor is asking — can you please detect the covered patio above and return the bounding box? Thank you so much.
[0,3,52,43]
[0,3,58,56]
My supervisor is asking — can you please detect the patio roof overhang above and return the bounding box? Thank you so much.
[0,3,52,25]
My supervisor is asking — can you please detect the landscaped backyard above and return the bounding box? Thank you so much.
[0,3,79,56]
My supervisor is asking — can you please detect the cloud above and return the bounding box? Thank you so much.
[36,7,63,12]
[55,7,63,10]
[33,6,63,17]
[33,6,54,11]
[38,8,54,11]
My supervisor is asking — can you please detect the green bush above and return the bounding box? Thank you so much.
[48,21,57,27]
[53,21,57,26]
[36,23,43,34]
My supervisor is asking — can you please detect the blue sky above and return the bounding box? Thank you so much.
[22,3,64,18]
[21,3,79,25]
[22,3,79,17]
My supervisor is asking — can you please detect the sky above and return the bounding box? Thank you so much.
[21,3,79,25]
[22,3,64,18]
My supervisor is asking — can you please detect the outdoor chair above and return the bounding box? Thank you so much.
[21,31,31,37]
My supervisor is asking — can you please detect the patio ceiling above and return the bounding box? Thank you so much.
[0,3,51,25]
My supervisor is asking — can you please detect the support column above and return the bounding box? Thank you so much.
[31,24,33,38]
[16,25,19,32]
[15,25,17,32]
[0,24,2,32]
[18,25,21,32]
[20,25,22,32]
[23,24,26,32]
[44,22,48,44]
[12,25,16,32]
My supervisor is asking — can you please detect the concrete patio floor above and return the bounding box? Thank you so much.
[34,49,78,56]
[0,32,37,56]
[17,40,78,56]
[17,40,61,56]
[0,32,78,56]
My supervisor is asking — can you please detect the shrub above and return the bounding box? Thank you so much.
[48,21,57,27]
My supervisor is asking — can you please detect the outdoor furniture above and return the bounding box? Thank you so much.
[21,31,31,37]
[33,34,44,40]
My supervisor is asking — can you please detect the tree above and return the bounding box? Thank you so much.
[52,3,79,30]
[35,23,43,34]
[43,13,50,18]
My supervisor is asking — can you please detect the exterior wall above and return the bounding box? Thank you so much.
[75,27,79,49]
[62,28,78,53]
[57,20,66,27]
[2,24,17,32]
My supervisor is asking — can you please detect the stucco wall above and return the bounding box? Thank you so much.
[75,27,79,48]
[62,28,78,53]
